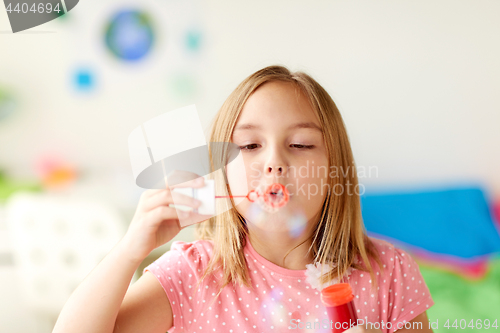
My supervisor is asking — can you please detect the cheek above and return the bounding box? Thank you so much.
[290,158,329,200]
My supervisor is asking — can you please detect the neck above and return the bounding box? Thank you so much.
[247,223,316,270]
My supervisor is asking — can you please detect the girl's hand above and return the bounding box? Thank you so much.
[121,170,210,262]
[344,325,384,333]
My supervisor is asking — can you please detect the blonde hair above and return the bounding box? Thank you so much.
[193,65,383,304]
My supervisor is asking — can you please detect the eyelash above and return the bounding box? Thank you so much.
[238,144,315,151]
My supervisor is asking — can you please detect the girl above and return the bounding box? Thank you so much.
[53,65,434,333]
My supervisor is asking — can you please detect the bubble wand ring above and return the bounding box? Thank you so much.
[246,183,289,207]
[263,183,289,208]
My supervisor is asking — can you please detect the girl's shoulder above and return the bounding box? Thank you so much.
[365,236,419,275]
[143,238,216,280]
[367,236,397,257]
[169,237,215,264]
[360,236,435,327]
[170,237,214,254]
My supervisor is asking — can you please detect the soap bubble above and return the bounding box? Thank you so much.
[249,183,289,213]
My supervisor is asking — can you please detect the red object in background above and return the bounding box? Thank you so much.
[321,283,358,333]
[34,153,77,189]
[493,199,500,229]
[410,247,490,280]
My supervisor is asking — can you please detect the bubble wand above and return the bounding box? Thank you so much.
[172,182,290,226]
[216,183,290,209]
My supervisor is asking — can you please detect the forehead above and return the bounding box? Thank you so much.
[234,81,321,131]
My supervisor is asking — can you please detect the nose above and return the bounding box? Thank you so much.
[266,165,284,177]
[264,148,287,179]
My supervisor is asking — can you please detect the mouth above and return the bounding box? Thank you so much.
[263,183,289,208]
[268,192,282,202]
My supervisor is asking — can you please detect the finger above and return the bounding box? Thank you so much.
[146,205,183,228]
[141,189,164,200]
[345,325,365,333]
[146,206,207,229]
[143,190,202,212]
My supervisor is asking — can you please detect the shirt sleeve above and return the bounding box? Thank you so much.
[386,247,435,333]
[142,240,207,333]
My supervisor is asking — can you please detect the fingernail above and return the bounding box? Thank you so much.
[194,199,202,207]
[179,210,189,218]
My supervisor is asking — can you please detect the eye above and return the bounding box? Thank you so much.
[238,144,260,151]
[291,144,315,149]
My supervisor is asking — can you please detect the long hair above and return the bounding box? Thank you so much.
[193,65,383,302]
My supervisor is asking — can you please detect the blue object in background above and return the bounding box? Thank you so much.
[185,29,202,52]
[74,68,95,91]
[104,9,155,62]
[361,186,500,259]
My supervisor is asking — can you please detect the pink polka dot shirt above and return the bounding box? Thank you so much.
[143,235,434,333]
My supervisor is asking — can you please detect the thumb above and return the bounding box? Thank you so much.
[344,325,364,333]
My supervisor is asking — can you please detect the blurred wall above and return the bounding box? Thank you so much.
[1,1,499,332]
[1,0,499,198]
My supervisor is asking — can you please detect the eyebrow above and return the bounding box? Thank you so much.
[234,122,323,133]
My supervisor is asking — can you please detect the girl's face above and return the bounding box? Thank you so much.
[226,81,329,235]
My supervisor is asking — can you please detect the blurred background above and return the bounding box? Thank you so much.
[1,0,499,332]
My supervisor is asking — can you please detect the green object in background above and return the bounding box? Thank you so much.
[167,72,198,102]
[0,87,17,121]
[0,170,42,204]
[420,256,500,331]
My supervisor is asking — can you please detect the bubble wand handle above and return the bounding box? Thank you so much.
[215,190,259,202]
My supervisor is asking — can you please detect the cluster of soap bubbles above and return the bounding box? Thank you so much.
[245,183,308,238]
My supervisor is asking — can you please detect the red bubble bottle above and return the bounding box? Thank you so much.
[321,283,358,333]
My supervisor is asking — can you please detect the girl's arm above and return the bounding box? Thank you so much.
[52,238,172,333]
[52,173,206,333]
[113,270,173,333]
